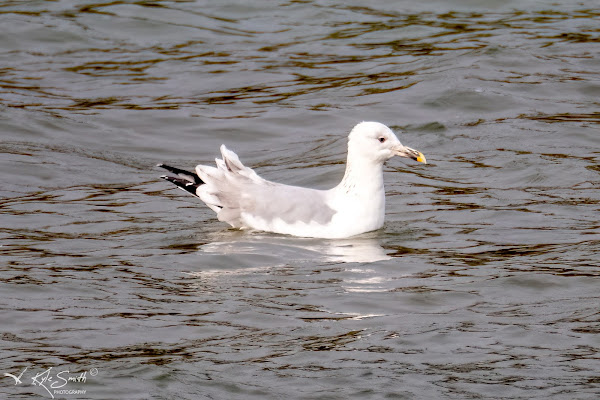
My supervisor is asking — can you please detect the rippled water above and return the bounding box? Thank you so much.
[1,1,599,399]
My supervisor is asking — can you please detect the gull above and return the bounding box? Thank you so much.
[158,121,426,239]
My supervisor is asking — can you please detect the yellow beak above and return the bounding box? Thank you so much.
[399,146,427,164]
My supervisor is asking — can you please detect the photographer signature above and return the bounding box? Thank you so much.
[4,366,97,399]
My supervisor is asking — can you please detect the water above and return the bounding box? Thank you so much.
[1,1,599,399]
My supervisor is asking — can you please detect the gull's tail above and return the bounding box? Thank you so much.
[157,164,204,197]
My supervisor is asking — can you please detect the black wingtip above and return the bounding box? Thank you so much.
[160,174,201,197]
[157,163,204,185]
[157,163,204,198]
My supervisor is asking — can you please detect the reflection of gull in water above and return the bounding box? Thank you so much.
[201,233,391,263]
[318,239,391,263]
[187,232,394,297]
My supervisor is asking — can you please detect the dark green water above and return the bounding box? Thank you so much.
[1,1,599,399]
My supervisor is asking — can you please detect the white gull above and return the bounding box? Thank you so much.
[158,121,426,239]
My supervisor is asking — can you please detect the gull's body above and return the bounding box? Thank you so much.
[159,121,426,239]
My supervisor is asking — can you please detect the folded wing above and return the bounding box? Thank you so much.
[195,145,335,229]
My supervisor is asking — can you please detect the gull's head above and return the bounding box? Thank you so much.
[348,121,426,165]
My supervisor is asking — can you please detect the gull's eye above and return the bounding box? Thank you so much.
[378,137,386,143]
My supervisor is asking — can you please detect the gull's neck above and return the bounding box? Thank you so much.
[329,145,387,232]
[336,151,385,199]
